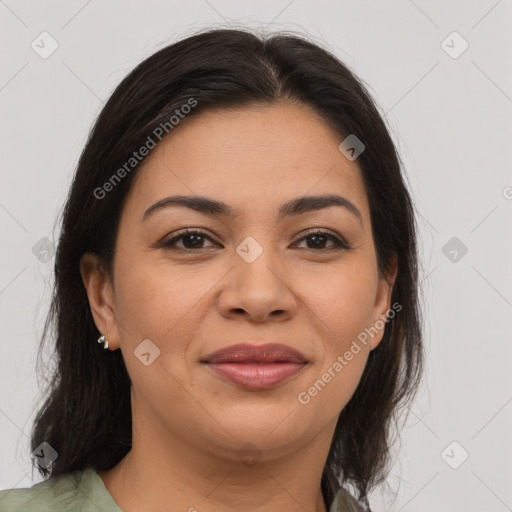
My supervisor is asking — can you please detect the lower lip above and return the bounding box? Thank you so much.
[204,362,306,390]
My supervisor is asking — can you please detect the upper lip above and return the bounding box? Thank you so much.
[201,343,308,364]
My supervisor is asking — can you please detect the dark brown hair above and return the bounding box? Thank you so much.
[31,27,423,511]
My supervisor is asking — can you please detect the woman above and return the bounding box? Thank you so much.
[0,27,423,512]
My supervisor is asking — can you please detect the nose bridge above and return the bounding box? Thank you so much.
[233,234,284,286]
[218,233,296,321]
[235,234,268,265]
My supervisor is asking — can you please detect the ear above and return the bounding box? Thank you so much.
[369,253,398,351]
[79,253,121,351]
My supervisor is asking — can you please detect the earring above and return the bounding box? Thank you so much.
[97,334,109,350]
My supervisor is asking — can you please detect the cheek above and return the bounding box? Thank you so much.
[113,255,220,345]
[294,264,375,410]
[297,261,377,350]
[112,258,213,399]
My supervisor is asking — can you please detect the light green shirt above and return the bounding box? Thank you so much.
[0,468,364,511]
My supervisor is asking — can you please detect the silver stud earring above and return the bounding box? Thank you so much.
[97,334,109,350]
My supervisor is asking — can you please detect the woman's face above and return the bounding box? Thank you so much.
[83,101,396,463]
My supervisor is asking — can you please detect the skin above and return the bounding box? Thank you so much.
[80,101,397,512]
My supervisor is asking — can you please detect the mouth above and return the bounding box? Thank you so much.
[200,343,308,390]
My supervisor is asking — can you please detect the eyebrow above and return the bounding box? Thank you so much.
[142,194,363,226]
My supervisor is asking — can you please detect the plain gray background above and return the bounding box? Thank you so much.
[1,1,511,511]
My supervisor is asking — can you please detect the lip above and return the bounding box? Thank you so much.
[201,343,308,390]
[202,343,307,364]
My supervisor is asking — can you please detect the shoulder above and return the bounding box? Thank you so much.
[0,470,85,512]
[0,468,120,512]
[330,486,367,512]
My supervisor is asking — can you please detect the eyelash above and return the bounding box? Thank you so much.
[160,228,352,253]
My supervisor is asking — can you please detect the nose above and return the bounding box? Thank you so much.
[217,244,298,324]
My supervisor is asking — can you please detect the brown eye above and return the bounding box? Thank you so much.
[160,228,351,253]
[293,230,351,251]
[161,230,219,251]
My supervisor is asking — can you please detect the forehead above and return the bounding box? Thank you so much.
[124,102,370,223]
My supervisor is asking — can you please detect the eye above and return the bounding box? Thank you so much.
[159,228,352,253]
[292,229,352,251]
[160,229,219,251]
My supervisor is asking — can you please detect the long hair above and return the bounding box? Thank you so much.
[30,27,424,510]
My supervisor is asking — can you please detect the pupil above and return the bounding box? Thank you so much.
[184,235,202,248]
[308,235,325,249]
